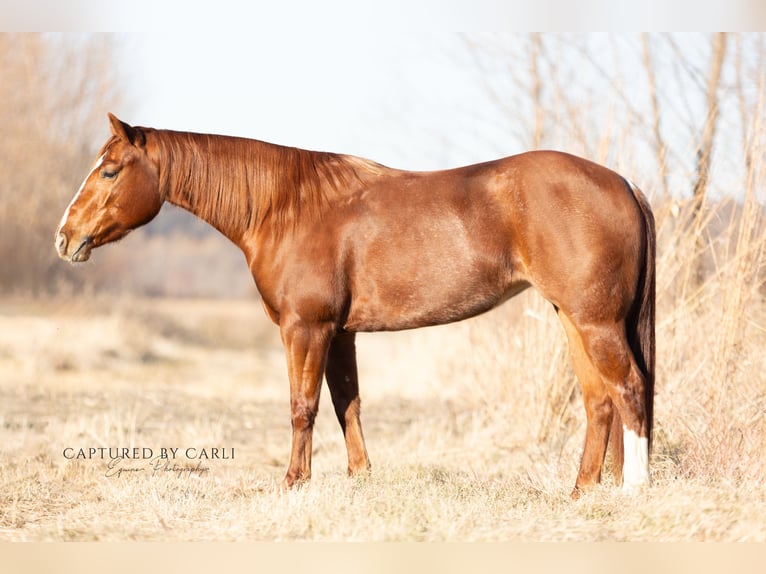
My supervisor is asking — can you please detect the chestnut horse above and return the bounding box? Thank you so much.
[56,114,655,497]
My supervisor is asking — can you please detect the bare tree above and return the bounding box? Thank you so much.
[0,34,122,294]
[464,33,552,151]
[529,33,544,149]
[690,33,728,283]
[641,33,670,198]
[691,34,728,212]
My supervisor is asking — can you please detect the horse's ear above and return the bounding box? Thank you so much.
[108,113,145,147]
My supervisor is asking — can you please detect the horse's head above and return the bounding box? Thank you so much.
[55,114,162,262]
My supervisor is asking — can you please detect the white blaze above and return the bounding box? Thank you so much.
[622,427,650,492]
[57,153,106,232]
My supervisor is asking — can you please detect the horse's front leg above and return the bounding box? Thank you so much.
[280,317,335,489]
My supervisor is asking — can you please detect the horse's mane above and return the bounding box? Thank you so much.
[146,129,384,237]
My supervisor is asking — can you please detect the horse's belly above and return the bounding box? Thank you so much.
[342,268,528,332]
[339,196,524,332]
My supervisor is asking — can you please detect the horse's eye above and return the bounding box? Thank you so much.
[101,169,118,180]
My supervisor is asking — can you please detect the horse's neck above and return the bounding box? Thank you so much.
[154,130,263,245]
[152,129,381,251]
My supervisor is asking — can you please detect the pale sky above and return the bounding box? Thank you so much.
[117,33,499,171]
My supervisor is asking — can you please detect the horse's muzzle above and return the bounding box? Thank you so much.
[55,232,93,263]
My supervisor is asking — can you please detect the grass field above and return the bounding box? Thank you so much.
[2,258,765,541]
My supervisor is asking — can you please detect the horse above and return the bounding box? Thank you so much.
[55,114,655,498]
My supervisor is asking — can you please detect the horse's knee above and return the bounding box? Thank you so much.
[290,402,318,431]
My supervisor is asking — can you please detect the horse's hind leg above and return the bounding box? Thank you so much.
[559,312,617,498]
[325,331,371,476]
[563,314,650,495]
[609,406,624,486]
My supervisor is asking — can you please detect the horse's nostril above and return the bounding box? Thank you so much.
[55,232,68,255]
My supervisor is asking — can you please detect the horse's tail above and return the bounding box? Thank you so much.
[625,179,656,451]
